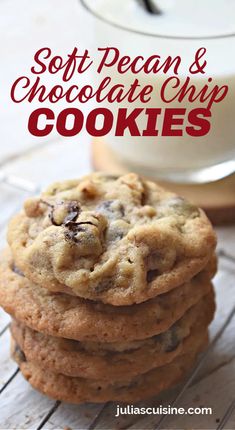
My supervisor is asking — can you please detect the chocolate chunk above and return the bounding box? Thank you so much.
[147,269,159,283]
[12,264,25,277]
[165,327,181,352]
[13,343,26,363]
[64,227,84,243]
[96,200,124,220]
[106,220,130,243]
[63,202,81,224]
[155,326,181,353]
[41,200,81,226]
[50,201,80,226]
[64,222,94,243]
[95,279,113,294]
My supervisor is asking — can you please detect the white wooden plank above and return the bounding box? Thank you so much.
[93,392,178,430]
[216,226,235,258]
[45,403,102,430]
[226,412,235,430]
[0,372,55,430]
[161,359,235,430]
[196,257,235,380]
[0,329,18,391]
[126,357,235,430]
[0,310,10,334]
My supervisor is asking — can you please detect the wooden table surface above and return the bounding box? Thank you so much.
[0,1,235,429]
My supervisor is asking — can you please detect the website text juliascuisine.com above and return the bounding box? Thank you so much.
[115,404,213,417]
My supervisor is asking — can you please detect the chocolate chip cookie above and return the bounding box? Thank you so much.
[7,173,216,305]
[10,290,215,382]
[12,333,208,404]
[0,249,215,342]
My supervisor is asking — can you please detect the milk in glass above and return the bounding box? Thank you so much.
[82,0,235,182]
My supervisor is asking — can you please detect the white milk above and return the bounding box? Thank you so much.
[83,0,235,182]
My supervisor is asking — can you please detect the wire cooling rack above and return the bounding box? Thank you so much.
[0,173,235,430]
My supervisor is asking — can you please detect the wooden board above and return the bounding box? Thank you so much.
[92,138,235,225]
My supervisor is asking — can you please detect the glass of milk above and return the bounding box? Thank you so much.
[80,0,235,183]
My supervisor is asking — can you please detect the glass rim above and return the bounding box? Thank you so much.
[80,0,235,41]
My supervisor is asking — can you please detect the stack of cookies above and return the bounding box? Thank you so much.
[0,173,217,403]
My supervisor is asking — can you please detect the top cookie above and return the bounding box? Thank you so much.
[7,173,216,305]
